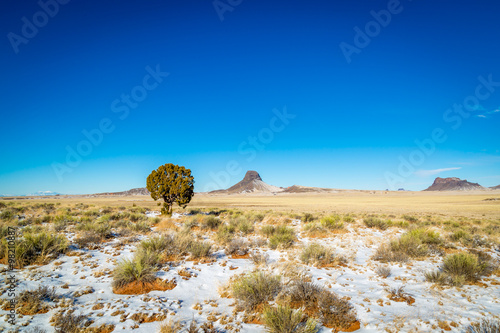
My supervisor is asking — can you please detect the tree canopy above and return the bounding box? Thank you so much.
[146,163,195,215]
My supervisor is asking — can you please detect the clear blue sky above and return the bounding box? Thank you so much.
[1,0,499,194]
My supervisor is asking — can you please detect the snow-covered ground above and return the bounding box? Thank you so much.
[1,212,499,332]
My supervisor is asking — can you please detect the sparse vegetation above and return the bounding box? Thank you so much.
[262,305,318,333]
[231,272,282,311]
[363,217,389,230]
[300,243,342,267]
[112,249,159,291]
[465,319,500,333]
[425,252,493,286]
[375,266,391,278]
[374,228,442,262]
[17,286,57,315]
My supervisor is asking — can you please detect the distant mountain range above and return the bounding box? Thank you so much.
[2,174,499,198]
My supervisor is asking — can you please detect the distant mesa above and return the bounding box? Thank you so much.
[210,171,284,194]
[95,187,150,196]
[282,185,333,193]
[490,185,500,190]
[424,177,485,191]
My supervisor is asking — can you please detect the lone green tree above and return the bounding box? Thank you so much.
[146,163,195,215]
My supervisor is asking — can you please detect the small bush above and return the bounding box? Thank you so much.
[74,231,102,249]
[442,252,490,285]
[375,266,391,278]
[269,226,296,249]
[262,305,318,333]
[14,231,68,268]
[303,213,315,222]
[260,225,276,237]
[319,215,344,230]
[188,241,212,259]
[52,311,87,333]
[363,217,388,230]
[139,233,193,260]
[402,215,419,223]
[276,280,357,330]
[202,216,221,230]
[76,221,112,239]
[300,243,337,266]
[112,250,158,290]
[216,224,236,244]
[425,252,493,287]
[250,252,269,266]
[17,286,57,315]
[231,272,282,311]
[386,286,414,305]
[226,239,249,256]
[449,229,471,242]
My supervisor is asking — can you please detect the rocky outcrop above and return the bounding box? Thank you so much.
[424,177,485,191]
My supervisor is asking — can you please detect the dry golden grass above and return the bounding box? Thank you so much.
[3,190,499,219]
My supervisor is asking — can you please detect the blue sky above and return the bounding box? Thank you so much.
[0,0,499,194]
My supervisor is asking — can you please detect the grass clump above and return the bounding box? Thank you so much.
[17,286,57,315]
[112,249,159,290]
[226,239,249,256]
[139,233,193,261]
[158,319,183,333]
[231,272,282,311]
[363,217,389,230]
[375,266,391,278]
[319,215,344,230]
[202,215,221,230]
[425,252,493,286]
[262,305,318,333]
[300,243,340,267]
[268,226,296,249]
[216,223,236,245]
[276,280,358,331]
[374,228,442,262]
[12,231,68,268]
[188,241,212,259]
[52,311,87,333]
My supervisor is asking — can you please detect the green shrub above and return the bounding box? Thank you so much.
[300,243,335,266]
[139,233,193,260]
[378,228,442,262]
[76,221,112,239]
[261,225,276,237]
[231,272,282,311]
[320,215,344,230]
[112,249,158,289]
[188,241,212,259]
[74,231,102,249]
[402,215,419,223]
[363,217,388,230]
[276,280,357,330]
[449,229,471,242]
[14,231,68,268]
[202,216,221,230]
[303,213,315,222]
[442,252,489,284]
[216,224,236,244]
[425,252,492,287]
[262,305,318,333]
[269,226,296,249]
